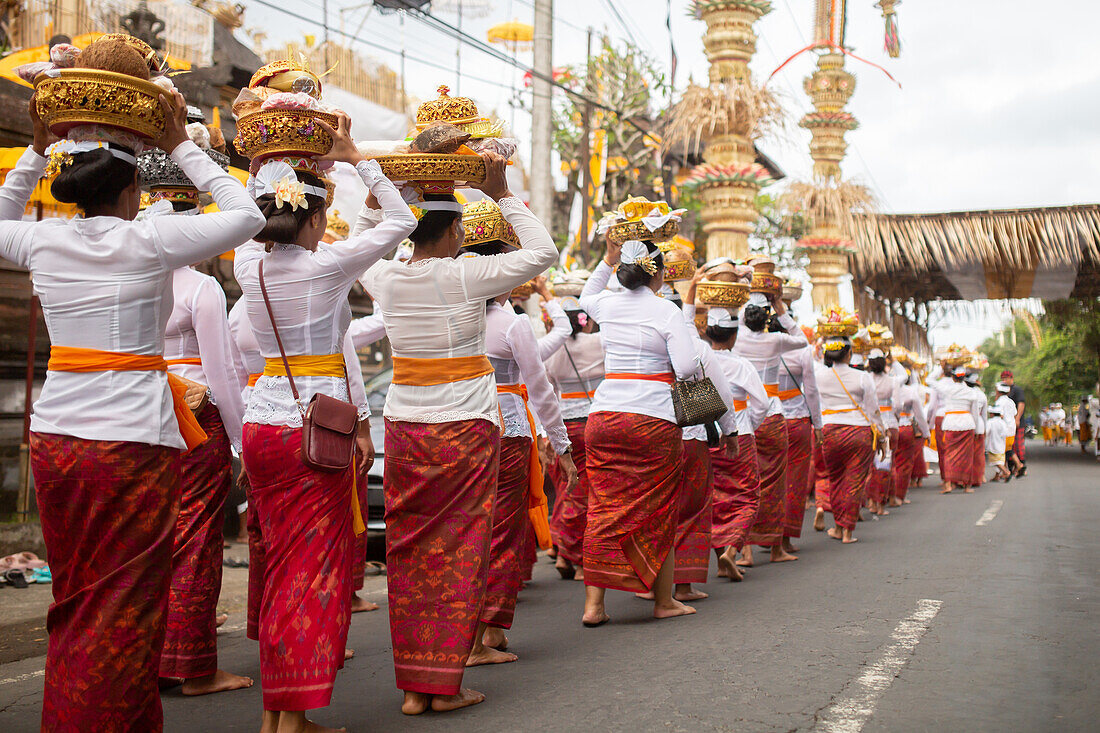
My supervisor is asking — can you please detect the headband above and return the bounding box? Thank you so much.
[247,160,326,210]
[410,200,464,220]
[707,308,737,329]
[621,240,657,275]
[747,292,770,308]
[44,140,137,177]
[560,296,582,312]
[824,336,849,352]
[868,348,885,359]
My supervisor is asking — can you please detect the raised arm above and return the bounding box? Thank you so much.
[912,388,930,437]
[666,306,704,381]
[192,276,246,450]
[0,147,45,221]
[699,343,737,436]
[740,360,770,432]
[861,373,885,433]
[323,160,416,278]
[577,259,614,318]
[800,348,823,429]
[772,313,810,353]
[536,298,571,360]
[509,315,570,454]
[346,311,387,351]
[460,196,557,302]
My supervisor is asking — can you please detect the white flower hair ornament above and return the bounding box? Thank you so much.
[620,240,657,275]
[248,160,327,209]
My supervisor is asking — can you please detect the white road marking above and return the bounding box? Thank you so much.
[975,499,1004,526]
[0,669,43,686]
[814,598,944,733]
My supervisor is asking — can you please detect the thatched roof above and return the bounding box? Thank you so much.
[851,204,1100,302]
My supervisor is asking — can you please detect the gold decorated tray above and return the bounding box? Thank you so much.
[35,69,167,140]
[750,271,783,295]
[234,109,337,159]
[697,280,750,308]
[940,354,971,368]
[371,153,487,184]
[511,280,535,299]
[817,321,859,338]
[664,257,695,282]
[781,284,803,302]
[605,219,679,245]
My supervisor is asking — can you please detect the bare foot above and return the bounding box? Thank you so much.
[574,566,585,582]
[827,527,843,541]
[782,538,799,554]
[964,487,974,493]
[344,648,355,661]
[555,558,576,580]
[770,546,798,563]
[350,593,379,613]
[482,627,508,651]
[634,590,656,600]
[581,605,610,627]
[275,712,346,733]
[653,598,697,619]
[180,669,253,696]
[430,688,486,713]
[215,613,228,628]
[261,709,279,733]
[401,692,430,716]
[842,535,859,544]
[876,508,890,516]
[889,497,903,507]
[813,509,826,532]
[547,545,558,559]
[674,587,708,602]
[735,545,754,567]
[903,498,912,504]
[716,551,744,581]
[465,646,517,667]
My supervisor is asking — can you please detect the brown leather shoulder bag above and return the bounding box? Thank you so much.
[259,261,357,472]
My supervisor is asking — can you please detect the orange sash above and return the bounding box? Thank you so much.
[47,346,208,451]
[604,371,674,384]
[497,383,551,550]
[733,399,748,411]
[561,390,595,400]
[945,410,969,415]
[822,407,858,415]
[165,357,203,367]
[247,373,262,387]
[777,387,801,400]
[879,405,893,412]
[391,355,494,386]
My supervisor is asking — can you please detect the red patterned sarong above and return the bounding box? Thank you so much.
[912,436,927,483]
[893,425,917,501]
[748,414,788,547]
[31,432,180,732]
[710,433,760,552]
[549,419,588,564]
[970,432,986,487]
[935,415,945,480]
[243,471,264,641]
[674,439,713,584]
[942,429,974,485]
[482,435,530,628]
[783,417,813,538]
[384,418,498,695]
[865,466,891,505]
[821,425,873,530]
[583,411,682,592]
[242,423,353,711]
[813,439,831,512]
[160,403,231,678]
[352,464,369,592]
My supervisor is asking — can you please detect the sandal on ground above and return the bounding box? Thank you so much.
[364,561,387,576]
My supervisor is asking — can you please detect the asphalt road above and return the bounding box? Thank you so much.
[1,444,1097,732]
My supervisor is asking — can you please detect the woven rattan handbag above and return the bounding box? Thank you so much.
[672,364,729,428]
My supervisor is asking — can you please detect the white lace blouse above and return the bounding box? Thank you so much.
[544,332,605,421]
[578,260,703,424]
[165,267,246,450]
[0,142,265,448]
[234,160,414,427]
[359,196,558,426]
[486,302,570,453]
[814,363,885,430]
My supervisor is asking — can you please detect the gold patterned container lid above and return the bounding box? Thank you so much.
[461,199,519,250]
[326,209,349,239]
[249,56,323,98]
[415,85,504,138]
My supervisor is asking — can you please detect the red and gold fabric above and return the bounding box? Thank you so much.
[783,417,814,538]
[709,433,760,552]
[942,429,974,485]
[31,433,180,731]
[242,423,353,711]
[496,383,551,550]
[582,411,682,593]
[160,403,232,678]
[481,435,532,629]
[813,439,832,513]
[549,419,589,564]
[747,414,789,548]
[970,431,986,487]
[911,434,928,484]
[934,415,946,481]
[383,418,499,695]
[892,425,918,502]
[820,424,874,530]
[674,439,714,585]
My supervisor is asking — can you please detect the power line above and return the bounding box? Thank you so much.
[600,0,637,46]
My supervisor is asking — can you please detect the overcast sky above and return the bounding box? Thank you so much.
[244,0,1100,346]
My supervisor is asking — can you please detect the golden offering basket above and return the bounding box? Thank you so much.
[605,219,679,245]
[34,69,167,140]
[817,321,860,338]
[697,280,750,308]
[750,271,783,296]
[234,109,337,159]
[371,153,487,185]
[693,306,709,334]
[941,353,971,368]
[661,246,694,282]
[781,283,803,302]
[510,280,535,299]
[462,199,519,249]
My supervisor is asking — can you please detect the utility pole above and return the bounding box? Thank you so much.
[577,27,593,262]
[530,0,553,229]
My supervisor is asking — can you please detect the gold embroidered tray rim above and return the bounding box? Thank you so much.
[697,280,750,307]
[605,219,679,245]
[34,68,167,139]
[370,153,487,184]
[234,109,338,158]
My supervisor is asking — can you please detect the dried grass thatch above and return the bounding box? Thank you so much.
[779,178,877,235]
[851,204,1100,277]
[661,80,786,154]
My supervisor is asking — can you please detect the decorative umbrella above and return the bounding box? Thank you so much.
[487,19,534,51]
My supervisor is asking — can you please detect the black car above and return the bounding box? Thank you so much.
[364,369,392,532]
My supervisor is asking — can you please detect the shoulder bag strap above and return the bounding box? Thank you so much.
[258,261,302,413]
[832,367,881,449]
[561,344,594,404]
